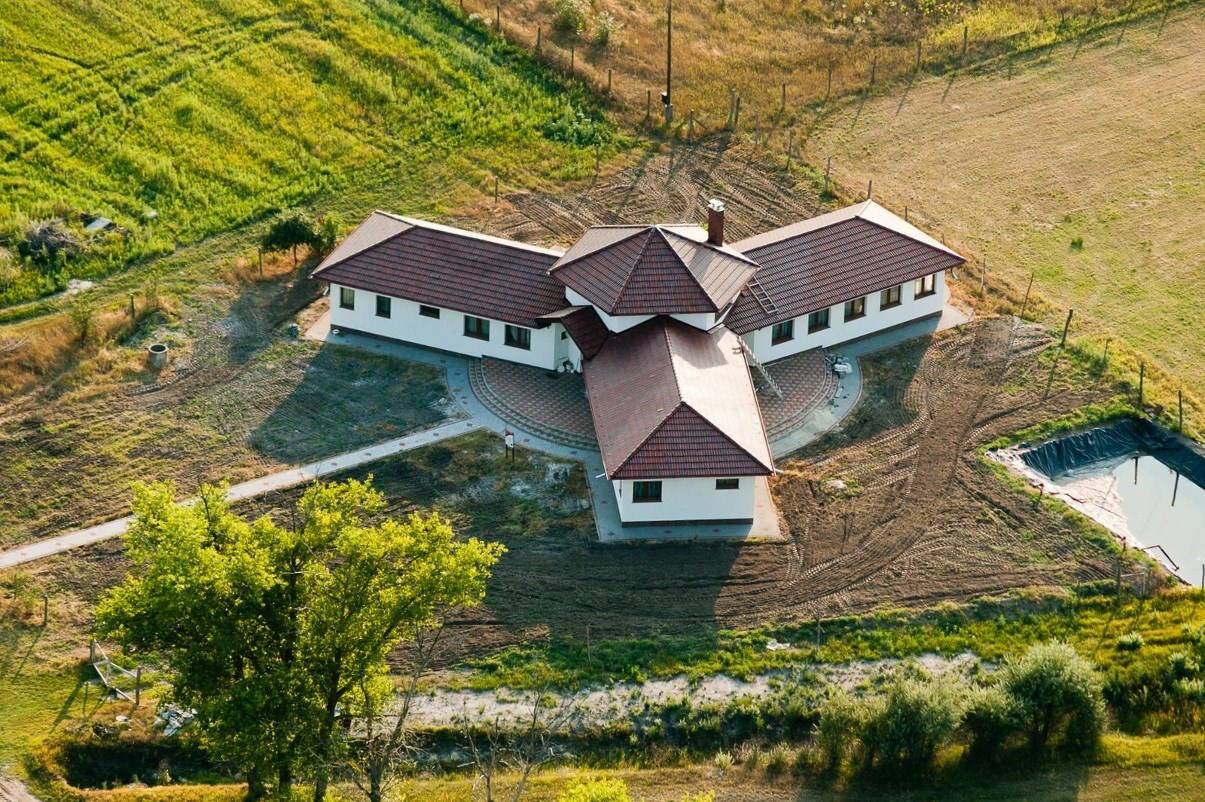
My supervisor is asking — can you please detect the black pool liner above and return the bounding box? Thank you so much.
[1020,418,1205,488]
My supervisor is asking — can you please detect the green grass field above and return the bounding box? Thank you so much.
[0,0,619,307]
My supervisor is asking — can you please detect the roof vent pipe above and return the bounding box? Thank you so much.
[706,199,725,246]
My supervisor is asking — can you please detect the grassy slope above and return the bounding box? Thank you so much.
[0,0,615,306]
[468,0,1169,127]
[804,7,1205,395]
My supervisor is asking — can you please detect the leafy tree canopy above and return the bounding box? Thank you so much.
[96,478,504,800]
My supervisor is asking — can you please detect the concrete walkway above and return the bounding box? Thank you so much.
[0,419,476,571]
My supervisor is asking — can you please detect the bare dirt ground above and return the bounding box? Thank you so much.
[803,7,1205,392]
[430,318,1119,656]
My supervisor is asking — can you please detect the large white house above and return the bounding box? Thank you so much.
[312,199,964,526]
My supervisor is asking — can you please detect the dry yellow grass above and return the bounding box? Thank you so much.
[801,6,1204,414]
[473,0,1165,130]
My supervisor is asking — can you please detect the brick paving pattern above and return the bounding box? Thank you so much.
[476,348,835,449]
[475,358,597,449]
[757,348,838,440]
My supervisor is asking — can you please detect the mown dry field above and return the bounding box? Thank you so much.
[803,7,1205,392]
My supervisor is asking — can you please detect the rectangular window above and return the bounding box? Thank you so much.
[807,308,830,333]
[632,481,663,503]
[463,315,490,340]
[771,320,794,345]
[715,478,740,490]
[339,287,355,310]
[880,285,902,309]
[375,295,392,318]
[419,304,441,319]
[844,296,866,322]
[915,273,937,298]
[504,325,532,350]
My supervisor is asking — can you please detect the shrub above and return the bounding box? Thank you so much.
[542,109,611,148]
[1000,641,1105,754]
[712,750,733,775]
[593,11,620,46]
[558,776,631,802]
[20,218,83,266]
[1116,632,1145,651]
[863,677,964,776]
[261,212,317,265]
[962,685,1018,761]
[764,743,791,776]
[552,0,588,34]
[815,690,869,772]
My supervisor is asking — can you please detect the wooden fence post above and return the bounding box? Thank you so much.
[1019,272,1034,320]
[823,156,832,193]
[963,24,969,58]
[787,129,794,168]
[536,25,541,51]
[866,179,872,200]
[42,594,48,627]
[128,293,135,318]
[869,52,877,86]
[570,44,575,71]
[1060,308,1073,348]
[780,82,786,115]
[1139,362,1145,406]
[135,667,142,706]
[826,63,833,97]
[1178,389,1183,432]
[493,175,499,204]
[980,257,986,293]
[646,89,651,118]
[916,40,922,71]
[494,3,500,30]
[607,68,612,97]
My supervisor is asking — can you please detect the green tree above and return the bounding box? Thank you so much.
[95,479,504,800]
[1000,641,1105,754]
[262,212,317,267]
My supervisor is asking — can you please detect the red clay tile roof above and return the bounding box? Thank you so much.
[550,225,758,316]
[584,318,774,479]
[311,211,567,328]
[725,201,965,334]
[538,306,610,360]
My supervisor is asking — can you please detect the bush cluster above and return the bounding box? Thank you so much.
[819,642,1106,779]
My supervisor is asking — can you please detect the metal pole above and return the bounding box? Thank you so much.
[664,0,673,123]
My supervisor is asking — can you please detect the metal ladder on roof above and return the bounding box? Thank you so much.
[740,339,783,399]
[746,279,778,315]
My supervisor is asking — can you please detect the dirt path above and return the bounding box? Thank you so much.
[0,777,39,802]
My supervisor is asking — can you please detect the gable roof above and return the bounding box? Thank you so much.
[725,201,965,334]
[550,225,758,317]
[311,211,567,328]
[583,318,774,479]
[538,306,610,360]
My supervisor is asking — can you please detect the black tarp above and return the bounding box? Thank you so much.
[1020,418,1205,488]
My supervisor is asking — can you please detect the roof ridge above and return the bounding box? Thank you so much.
[678,400,775,473]
[611,399,687,477]
[393,214,565,256]
[608,228,659,312]
[311,221,414,278]
[550,226,649,275]
[658,228,720,309]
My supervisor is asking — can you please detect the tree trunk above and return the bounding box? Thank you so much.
[277,763,292,798]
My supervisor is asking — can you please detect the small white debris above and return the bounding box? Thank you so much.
[825,479,847,492]
[766,640,791,652]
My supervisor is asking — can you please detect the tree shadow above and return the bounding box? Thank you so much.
[221,262,324,366]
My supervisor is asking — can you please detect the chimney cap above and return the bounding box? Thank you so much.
[707,198,725,213]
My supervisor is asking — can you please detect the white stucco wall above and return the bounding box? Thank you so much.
[328,284,558,369]
[744,272,947,363]
[612,476,757,523]
[564,289,716,333]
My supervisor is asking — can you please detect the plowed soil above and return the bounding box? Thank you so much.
[433,317,1117,658]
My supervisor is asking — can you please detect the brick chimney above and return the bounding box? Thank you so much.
[706,199,725,246]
